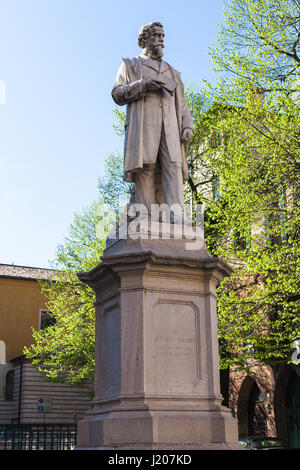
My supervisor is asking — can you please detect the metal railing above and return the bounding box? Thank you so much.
[0,423,77,450]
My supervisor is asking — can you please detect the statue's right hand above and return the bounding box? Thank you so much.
[142,78,165,93]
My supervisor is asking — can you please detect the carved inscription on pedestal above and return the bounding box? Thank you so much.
[153,300,201,386]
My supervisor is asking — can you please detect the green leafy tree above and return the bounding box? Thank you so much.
[204,0,300,370]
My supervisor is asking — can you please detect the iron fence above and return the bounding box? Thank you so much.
[0,423,77,450]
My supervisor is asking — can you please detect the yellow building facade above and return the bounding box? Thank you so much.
[0,264,52,362]
[0,263,92,432]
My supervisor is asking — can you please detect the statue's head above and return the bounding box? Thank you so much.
[138,22,165,59]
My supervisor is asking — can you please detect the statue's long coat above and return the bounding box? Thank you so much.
[112,56,193,182]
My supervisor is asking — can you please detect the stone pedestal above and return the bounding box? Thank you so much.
[76,228,239,449]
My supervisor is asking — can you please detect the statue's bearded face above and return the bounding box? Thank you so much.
[145,25,165,59]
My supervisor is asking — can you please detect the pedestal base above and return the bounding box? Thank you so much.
[77,407,240,450]
[76,229,239,450]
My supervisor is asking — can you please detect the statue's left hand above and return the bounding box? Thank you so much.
[181,128,193,144]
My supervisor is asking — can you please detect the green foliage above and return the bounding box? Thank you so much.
[112,106,126,137]
[204,0,300,370]
[184,87,216,207]
[210,0,300,96]
[97,151,132,214]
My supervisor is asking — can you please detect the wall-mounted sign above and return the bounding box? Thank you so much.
[37,397,52,412]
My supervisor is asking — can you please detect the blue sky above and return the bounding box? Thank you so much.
[0,0,225,268]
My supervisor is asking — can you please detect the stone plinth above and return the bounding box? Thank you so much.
[76,229,239,449]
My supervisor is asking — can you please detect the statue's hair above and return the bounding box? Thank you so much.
[137,22,163,48]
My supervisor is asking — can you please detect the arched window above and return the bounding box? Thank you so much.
[5,370,15,401]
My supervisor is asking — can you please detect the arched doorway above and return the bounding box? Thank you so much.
[248,381,267,436]
[286,372,300,448]
[237,376,268,437]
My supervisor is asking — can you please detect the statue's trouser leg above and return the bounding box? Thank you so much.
[134,126,184,219]
[134,164,156,216]
[157,126,184,216]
